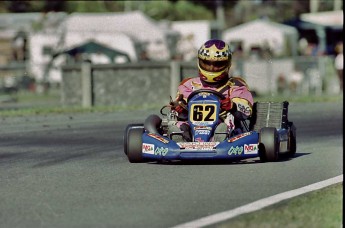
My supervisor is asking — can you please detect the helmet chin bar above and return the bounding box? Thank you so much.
[199,70,229,86]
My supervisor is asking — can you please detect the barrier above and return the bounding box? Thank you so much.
[57,56,338,107]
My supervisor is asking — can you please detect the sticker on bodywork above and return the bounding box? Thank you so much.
[147,133,169,144]
[142,143,155,154]
[228,132,252,142]
[154,147,169,156]
[244,144,258,154]
[177,142,219,150]
[228,146,243,155]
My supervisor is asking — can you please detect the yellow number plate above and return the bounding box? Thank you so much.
[189,104,217,122]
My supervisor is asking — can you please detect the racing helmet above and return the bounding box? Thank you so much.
[197,39,232,84]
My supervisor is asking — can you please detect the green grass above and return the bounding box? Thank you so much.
[213,183,343,228]
[0,90,343,117]
[0,90,160,117]
[255,94,343,103]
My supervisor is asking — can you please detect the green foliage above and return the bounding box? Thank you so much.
[65,1,108,13]
[0,2,8,13]
[111,0,213,21]
[173,0,213,20]
[0,0,213,21]
[0,0,337,24]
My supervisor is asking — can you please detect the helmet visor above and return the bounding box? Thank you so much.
[199,59,228,72]
[204,39,226,49]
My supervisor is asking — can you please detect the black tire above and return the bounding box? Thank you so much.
[259,127,279,162]
[124,124,143,155]
[287,124,297,157]
[127,126,145,163]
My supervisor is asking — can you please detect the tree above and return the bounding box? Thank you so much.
[65,1,108,13]
[144,1,213,21]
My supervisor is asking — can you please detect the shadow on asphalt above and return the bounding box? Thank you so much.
[146,152,311,166]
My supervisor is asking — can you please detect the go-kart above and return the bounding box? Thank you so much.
[124,89,296,163]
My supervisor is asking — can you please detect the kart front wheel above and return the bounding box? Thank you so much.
[124,124,143,155]
[259,127,279,162]
[126,125,144,163]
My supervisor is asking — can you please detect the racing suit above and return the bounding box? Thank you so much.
[169,76,254,142]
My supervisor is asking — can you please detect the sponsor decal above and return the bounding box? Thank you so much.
[228,146,243,155]
[177,142,219,150]
[194,126,212,130]
[147,133,169,144]
[197,92,211,98]
[237,103,251,116]
[191,121,212,126]
[154,147,169,156]
[195,130,211,135]
[244,144,258,154]
[228,132,252,143]
[142,143,154,154]
[191,81,202,90]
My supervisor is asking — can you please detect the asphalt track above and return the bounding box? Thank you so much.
[0,101,343,228]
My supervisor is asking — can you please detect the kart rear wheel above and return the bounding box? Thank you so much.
[259,127,279,162]
[125,125,144,163]
[287,126,297,157]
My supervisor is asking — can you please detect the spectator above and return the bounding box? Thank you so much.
[12,31,26,61]
[139,50,150,61]
[289,67,304,94]
[335,42,343,91]
[276,73,287,94]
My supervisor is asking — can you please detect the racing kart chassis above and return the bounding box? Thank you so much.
[124,92,296,163]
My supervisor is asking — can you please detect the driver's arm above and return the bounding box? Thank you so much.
[169,78,194,112]
[229,84,253,120]
[231,97,252,120]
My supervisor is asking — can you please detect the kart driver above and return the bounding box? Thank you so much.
[169,39,254,142]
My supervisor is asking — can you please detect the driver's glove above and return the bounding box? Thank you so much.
[171,101,186,113]
[170,94,187,113]
[220,97,233,111]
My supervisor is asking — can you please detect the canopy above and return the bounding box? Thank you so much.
[222,19,298,56]
[60,40,130,62]
[300,10,343,28]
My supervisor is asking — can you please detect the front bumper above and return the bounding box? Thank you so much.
[141,132,260,161]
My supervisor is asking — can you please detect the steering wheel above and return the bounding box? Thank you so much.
[187,89,225,102]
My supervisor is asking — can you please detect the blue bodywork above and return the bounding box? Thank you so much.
[140,91,261,161]
[141,131,259,161]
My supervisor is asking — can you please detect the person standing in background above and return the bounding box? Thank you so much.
[334,42,343,92]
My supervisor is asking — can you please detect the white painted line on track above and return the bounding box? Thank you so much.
[172,175,343,228]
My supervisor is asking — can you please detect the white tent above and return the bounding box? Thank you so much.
[62,31,137,62]
[222,19,298,57]
[62,11,170,60]
[171,20,211,60]
[301,10,343,28]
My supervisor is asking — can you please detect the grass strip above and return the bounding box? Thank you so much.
[213,183,343,228]
[0,92,342,117]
